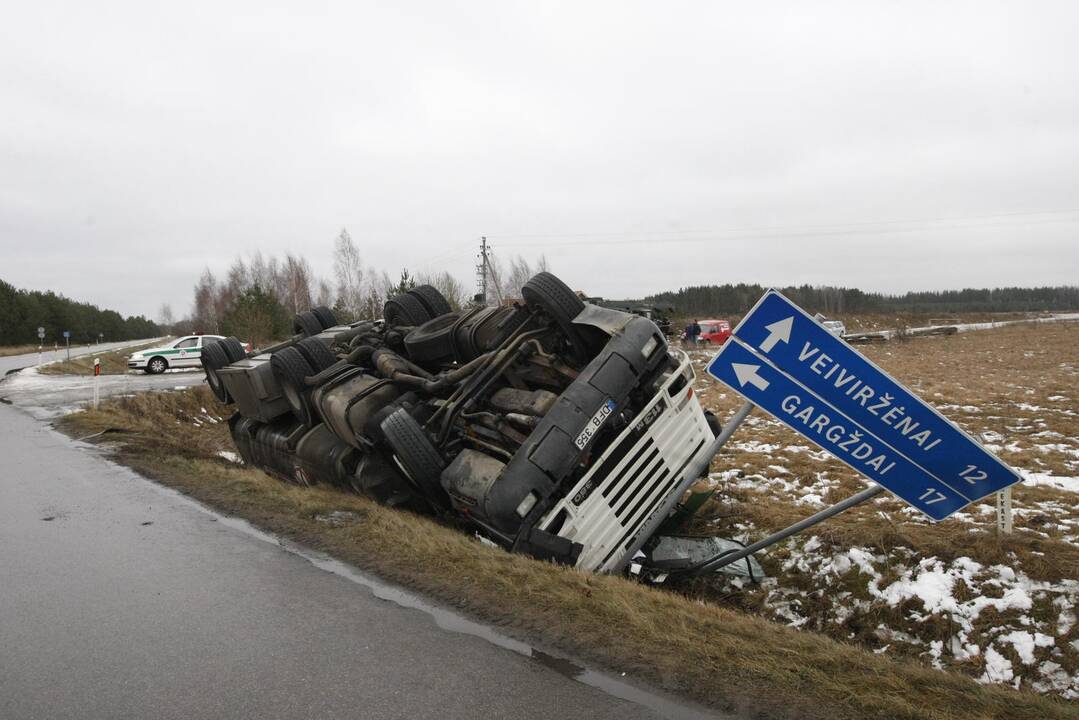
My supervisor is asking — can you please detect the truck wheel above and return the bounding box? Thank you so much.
[403,313,459,366]
[270,347,318,427]
[380,408,446,503]
[222,337,248,362]
[384,293,431,327]
[293,311,323,338]
[295,337,337,374]
[201,340,233,403]
[408,285,452,318]
[311,306,338,329]
[521,272,594,364]
[147,357,168,375]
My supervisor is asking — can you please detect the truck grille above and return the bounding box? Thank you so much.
[540,353,713,573]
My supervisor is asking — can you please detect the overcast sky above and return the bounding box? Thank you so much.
[2,1,1078,319]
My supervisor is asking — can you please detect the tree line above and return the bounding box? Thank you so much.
[647,284,1079,317]
[172,229,549,346]
[0,278,159,346]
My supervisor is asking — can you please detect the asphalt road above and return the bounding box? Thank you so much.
[0,384,715,718]
[0,338,166,375]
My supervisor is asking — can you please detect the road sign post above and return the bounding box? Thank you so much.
[64,331,71,361]
[707,290,1021,521]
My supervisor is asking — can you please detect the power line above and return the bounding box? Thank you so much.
[489,207,1079,247]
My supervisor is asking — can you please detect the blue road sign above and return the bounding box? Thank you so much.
[707,339,969,520]
[729,291,1020,506]
[63,331,71,339]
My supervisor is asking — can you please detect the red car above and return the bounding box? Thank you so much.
[685,319,731,345]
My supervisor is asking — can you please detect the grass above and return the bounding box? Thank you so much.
[58,380,1078,719]
[38,341,160,376]
[0,344,46,358]
[685,320,1079,693]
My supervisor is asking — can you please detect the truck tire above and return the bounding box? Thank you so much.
[201,340,233,403]
[384,293,431,327]
[380,408,446,502]
[222,336,247,362]
[270,347,318,427]
[311,306,338,329]
[296,337,337,373]
[403,313,459,366]
[293,311,323,338]
[409,285,452,318]
[521,271,592,363]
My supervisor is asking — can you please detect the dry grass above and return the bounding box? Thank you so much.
[37,341,161,376]
[0,344,44,358]
[686,321,1079,695]
[58,380,1078,719]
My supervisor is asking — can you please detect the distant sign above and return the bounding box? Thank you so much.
[37,326,45,339]
[707,290,1020,520]
[63,331,71,339]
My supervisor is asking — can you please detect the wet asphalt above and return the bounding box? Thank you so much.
[0,346,714,719]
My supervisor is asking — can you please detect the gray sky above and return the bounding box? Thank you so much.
[2,1,1078,319]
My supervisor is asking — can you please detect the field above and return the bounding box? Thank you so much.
[684,320,1079,697]
[0,344,44,358]
[56,320,1079,717]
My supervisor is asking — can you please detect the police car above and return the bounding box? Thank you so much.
[128,335,226,374]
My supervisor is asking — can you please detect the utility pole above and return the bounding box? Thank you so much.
[475,236,490,306]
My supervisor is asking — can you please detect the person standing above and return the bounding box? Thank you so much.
[685,319,701,346]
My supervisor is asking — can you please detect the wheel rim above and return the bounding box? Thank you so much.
[151,359,165,373]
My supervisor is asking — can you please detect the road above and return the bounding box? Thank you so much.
[0,366,716,718]
[0,338,166,375]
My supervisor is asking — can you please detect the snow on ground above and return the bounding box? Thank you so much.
[737,538,1079,698]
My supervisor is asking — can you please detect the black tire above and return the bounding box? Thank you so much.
[409,285,452,318]
[270,347,318,427]
[295,337,337,373]
[293,311,323,337]
[201,340,233,403]
[521,271,592,363]
[403,312,459,365]
[222,336,247,362]
[311,306,337,329]
[380,408,446,502]
[146,356,168,375]
[384,292,432,326]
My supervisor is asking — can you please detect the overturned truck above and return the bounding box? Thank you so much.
[203,272,722,574]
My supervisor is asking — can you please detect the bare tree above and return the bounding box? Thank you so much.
[192,268,219,334]
[333,228,365,318]
[157,303,175,327]
[280,253,313,315]
[316,278,334,308]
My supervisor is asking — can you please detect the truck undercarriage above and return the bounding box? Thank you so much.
[203,272,723,574]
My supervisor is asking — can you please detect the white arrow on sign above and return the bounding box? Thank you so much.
[759,316,794,353]
[732,363,770,391]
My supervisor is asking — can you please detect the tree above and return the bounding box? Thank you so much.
[219,285,290,347]
[280,254,313,315]
[333,228,365,319]
[158,303,175,327]
[192,268,219,334]
[391,268,416,296]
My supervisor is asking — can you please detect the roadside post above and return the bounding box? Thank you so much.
[53,342,58,361]
[688,289,1022,574]
[93,358,101,409]
[37,326,45,365]
[64,330,71,361]
[996,487,1013,535]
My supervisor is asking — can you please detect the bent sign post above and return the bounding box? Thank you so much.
[707,290,1020,521]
